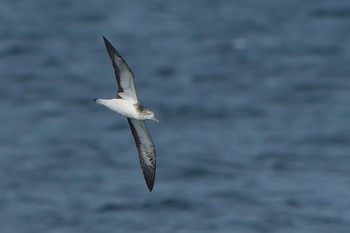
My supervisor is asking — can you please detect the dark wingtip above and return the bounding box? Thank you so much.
[103,36,112,48]
[102,36,118,58]
[146,181,154,192]
[144,172,155,192]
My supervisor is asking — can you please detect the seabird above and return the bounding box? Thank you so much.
[94,37,158,192]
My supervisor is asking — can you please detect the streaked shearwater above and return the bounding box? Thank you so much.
[94,37,158,192]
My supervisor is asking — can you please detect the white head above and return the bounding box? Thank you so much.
[142,109,159,122]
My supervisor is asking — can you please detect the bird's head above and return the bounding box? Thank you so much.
[142,109,159,123]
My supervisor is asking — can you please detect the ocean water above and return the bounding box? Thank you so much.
[0,0,350,232]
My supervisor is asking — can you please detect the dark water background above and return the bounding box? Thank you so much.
[1,0,350,232]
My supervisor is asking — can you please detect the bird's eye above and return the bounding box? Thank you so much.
[147,112,151,115]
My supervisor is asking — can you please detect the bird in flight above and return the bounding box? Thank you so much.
[94,37,158,191]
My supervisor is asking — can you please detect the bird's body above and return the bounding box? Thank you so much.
[94,37,158,192]
[95,99,140,119]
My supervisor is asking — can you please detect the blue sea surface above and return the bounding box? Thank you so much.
[0,0,350,232]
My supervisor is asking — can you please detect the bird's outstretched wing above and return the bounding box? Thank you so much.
[127,118,156,191]
[103,36,138,102]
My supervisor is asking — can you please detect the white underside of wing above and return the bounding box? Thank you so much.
[115,57,138,102]
[130,119,155,167]
[128,118,156,191]
[118,91,138,103]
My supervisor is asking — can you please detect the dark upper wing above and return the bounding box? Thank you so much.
[127,118,156,191]
[103,36,138,102]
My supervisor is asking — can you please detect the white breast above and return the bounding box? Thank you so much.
[96,98,139,119]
